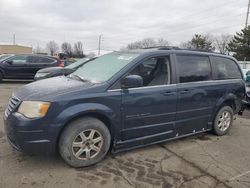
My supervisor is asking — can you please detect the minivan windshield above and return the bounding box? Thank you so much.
[71,52,139,83]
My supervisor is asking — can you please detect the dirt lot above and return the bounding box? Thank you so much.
[0,82,250,188]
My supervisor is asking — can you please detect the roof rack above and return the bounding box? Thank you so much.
[142,46,180,50]
[140,46,224,55]
[157,46,224,55]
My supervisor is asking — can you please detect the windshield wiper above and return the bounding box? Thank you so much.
[69,74,91,82]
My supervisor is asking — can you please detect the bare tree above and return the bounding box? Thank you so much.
[140,38,156,48]
[61,42,72,56]
[157,38,169,46]
[214,34,232,54]
[126,37,169,49]
[46,41,59,56]
[180,41,193,49]
[33,44,45,54]
[74,41,84,57]
[127,41,143,50]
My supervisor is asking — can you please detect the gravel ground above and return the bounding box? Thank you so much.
[0,81,250,188]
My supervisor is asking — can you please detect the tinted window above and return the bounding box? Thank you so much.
[28,56,54,64]
[213,57,242,79]
[127,56,171,87]
[177,55,211,83]
[6,55,28,64]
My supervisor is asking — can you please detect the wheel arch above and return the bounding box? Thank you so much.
[208,93,237,130]
[55,110,117,153]
[215,93,237,112]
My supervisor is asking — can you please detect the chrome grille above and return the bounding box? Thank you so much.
[5,95,20,117]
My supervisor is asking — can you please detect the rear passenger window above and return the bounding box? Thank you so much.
[213,57,242,79]
[177,55,211,83]
[27,56,54,64]
[38,57,54,64]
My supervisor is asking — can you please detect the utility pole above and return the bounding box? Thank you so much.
[13,34,15,45]
[98,34,102,56]
[246,0,250,28]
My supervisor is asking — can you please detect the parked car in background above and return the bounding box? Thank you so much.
[63,59,76,66]
[34,58,94,81]
[4,48,245,167]
[245,70,250,86]
[0,54,14,61]
[242,68,250,86]
[246,86,250,106]
[0,54,63,82]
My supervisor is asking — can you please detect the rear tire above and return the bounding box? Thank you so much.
[213,106,234,136]
[59,117,111,167]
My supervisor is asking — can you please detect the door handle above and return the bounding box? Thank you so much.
[162,91,175,96]
[179,89,190,94]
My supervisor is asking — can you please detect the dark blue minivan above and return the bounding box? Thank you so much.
[4,48,245,167]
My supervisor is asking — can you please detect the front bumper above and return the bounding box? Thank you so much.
[4,111,61,155]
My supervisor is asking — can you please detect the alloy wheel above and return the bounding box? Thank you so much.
[72,129,103,160]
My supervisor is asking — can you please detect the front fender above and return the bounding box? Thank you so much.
[53,103,116,126]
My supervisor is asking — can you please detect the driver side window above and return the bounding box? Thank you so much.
[110,56,171,90]
[128,56,171,87]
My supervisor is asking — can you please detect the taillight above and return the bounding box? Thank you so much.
[58,60,64,67]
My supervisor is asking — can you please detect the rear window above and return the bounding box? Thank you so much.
[213,57,242,79]
[177,55,211,83]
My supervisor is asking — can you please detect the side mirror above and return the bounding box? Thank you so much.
[121,75,143,89]
[5,60,13,64]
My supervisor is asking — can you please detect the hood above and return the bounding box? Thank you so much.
[14,76,98,101]
[37,67,64,73]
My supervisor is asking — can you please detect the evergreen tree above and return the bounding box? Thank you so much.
[181,34,214,51]
[227,26,250,60]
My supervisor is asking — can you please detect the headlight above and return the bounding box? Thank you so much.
[17,101,51,118]
[35,72,49,78]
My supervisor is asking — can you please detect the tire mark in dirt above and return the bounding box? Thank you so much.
[75,150,211,188]
[159,144,231,188]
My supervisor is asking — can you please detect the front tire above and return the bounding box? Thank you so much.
[59,117,111,167]
[213,106,234,136]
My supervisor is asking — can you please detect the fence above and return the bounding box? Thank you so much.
[238,61,250,69]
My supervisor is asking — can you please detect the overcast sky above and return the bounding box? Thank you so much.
[0,0,247,54]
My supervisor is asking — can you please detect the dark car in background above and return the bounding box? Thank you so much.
[0,54,63,82]
[242,68,250,86]
[4,48,245,167]
[63,59,76,66]
[34,58,93,80]
[246,86,250,105]
[0,54,14,61]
